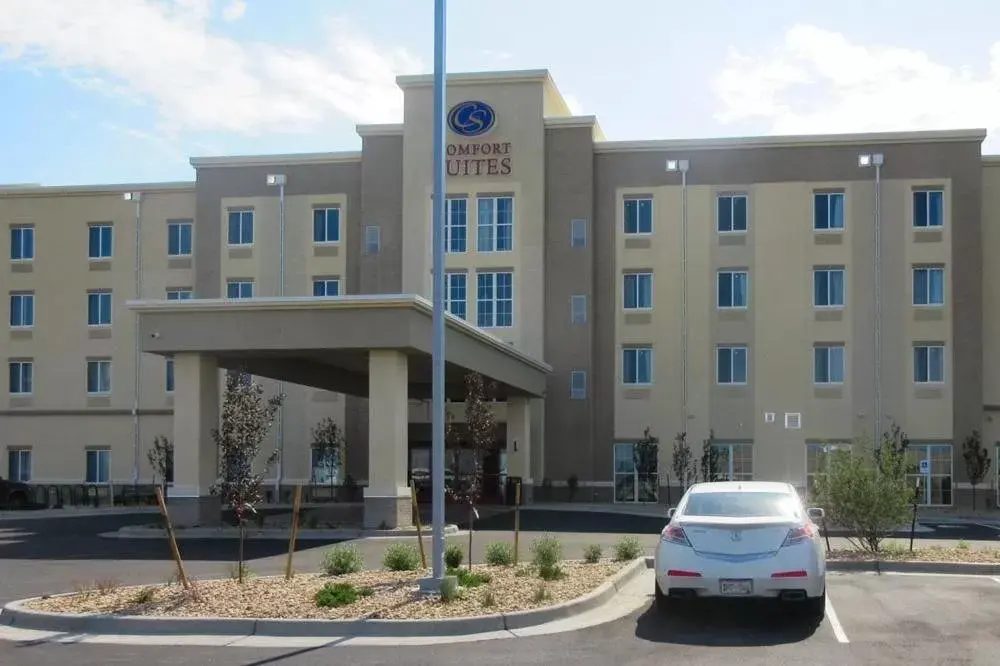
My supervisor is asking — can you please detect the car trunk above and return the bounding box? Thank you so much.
[678,516,796,555]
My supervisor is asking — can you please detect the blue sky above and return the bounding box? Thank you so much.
[1,0,998,186]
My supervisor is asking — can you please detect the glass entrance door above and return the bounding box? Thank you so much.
[614,442,659,503]
[906,444,953,506]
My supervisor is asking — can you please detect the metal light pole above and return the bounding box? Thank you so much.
[666,159,690,432]
[124,191,143,488]
[266,173,287,499]
[429,0,448,587]
[858,153,884,439]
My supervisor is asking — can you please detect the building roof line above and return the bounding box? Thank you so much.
[0,181,194,197]
[190,152,362,168]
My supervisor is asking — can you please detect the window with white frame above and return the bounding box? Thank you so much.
[445,272,467,319]
[87,358,112,395]
[913,266,945,306]
[813,267,845,307]
[907,443,953,506]
[227,210,254,246]
[446,198,467,253]
[814,192,845,230]
[312,207,341,244]
[570,294,587,324]
[717,194,748,233]
[913,190,944,228]
[312,277,341,297]
[717,270,748,308]
[476,271,513,328]
[9,291,34,328]
[85,448,110,484]
[717,345,748,385]
[476,196,514,252]
[167,220,193,256]
[622,345,653,385]
[88,224,113,259]
[570,370,587,399]
[8,448,31,482]
[10,225,34,261]
[166,288,192,300]
[914,344,945,384]
[623,198,652,235]
[570,219,587,247]
[711,442,753,481]
[87,290,112,326]
[814,344,845,384]
[806,442,852,498]
[8,359,33,395]
[165,357,174,393]
[226,280,253,299]
[623,272,653,310]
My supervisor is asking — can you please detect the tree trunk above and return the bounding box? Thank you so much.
[238,524,246,584]
[972,484,977,512]
[468,502,474,570]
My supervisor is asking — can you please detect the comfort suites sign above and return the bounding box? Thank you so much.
[446,100,512,177]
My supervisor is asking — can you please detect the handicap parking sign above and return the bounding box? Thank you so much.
[919,459,930,474]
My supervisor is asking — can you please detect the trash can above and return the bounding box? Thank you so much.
[505,476,522,506]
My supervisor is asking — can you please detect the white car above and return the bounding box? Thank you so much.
[654,481,826,620]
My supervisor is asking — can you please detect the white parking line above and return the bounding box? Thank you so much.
[826,596,849,644]
[975,523,1000,532]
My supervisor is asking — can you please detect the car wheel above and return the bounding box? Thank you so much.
[654,579,673,615]
[805,588,826,621]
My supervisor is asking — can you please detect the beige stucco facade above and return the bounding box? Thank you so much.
[2,68,998,509]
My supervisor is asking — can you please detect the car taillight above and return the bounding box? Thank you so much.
[661,524,691,547]
[781,522,816,547]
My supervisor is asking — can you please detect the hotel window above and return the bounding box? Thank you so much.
[814,344,845,385]
[476,196,513,252]
[312,207,341,244]
[476,271,513,328]
[622,346,652,385]
[813,192,845,230]
[85,448,111,484]
[8,448,31,483]
[87,290,113,327]
[813,267,845,307]
[717,345,748,385]
[167,221,193,256]
[717,270,748,308]
[913,266,944,306]
[312,277,341,297]
[165,357,174,393]
[717,194,748,233]
[227,210,254,246]
[446,198,468,253]
[913,190,944,228]
[570,219,587,248]
[908,443,953,506]
[166,288,192,300]
[8,359,33,395]
[623,198,652,235]
[570,370,587,399]
[87,359,112,395]
[571,294,587,324]
[445,272,467,319]
[364,225,380,255]
[88,223,113,259]
[623,272,652,310]
[914,344,945,384]
[10,225,34,260]
[711,442,753,481]
[9,291,34,328]
[226,280,254,299]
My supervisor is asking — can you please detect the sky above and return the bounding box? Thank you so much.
[1,0,999,186]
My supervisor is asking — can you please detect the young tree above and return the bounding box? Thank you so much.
[671,431,696,499]
[633,427,659,502]
[962,429,991,511]
[448,372,499,567]
[876,422,910,476]
[699,429,722,482]
[147,435,174,500]
[310,416,345,497]
[209,370,284,583]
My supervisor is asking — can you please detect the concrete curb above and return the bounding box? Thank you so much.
[0,557,649,639]
[104,524,462,541]
[826,559,1000,575]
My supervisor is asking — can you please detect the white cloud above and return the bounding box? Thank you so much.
[562,93,584,116]
[712,25,1000,148]
[0,0,424,135]
[221,0,246,22]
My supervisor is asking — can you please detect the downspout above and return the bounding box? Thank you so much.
[874,162,883,442]
[680,168,689,433]
[274,182,286,500]
[131,194,143,488]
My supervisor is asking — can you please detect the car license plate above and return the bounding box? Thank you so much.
[720,579,752,596]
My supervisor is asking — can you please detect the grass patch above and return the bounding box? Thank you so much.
[315,582,374,608]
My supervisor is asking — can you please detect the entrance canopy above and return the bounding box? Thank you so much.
[128,295,551,400]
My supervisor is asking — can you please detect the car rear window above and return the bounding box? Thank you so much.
[683,492,800,518]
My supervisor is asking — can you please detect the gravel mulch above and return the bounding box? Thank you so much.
[25,560,628,620]
[828,546,1000,563]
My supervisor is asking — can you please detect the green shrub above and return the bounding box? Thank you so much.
[322,545,364,575]
[614,536,642,562]
[532,535,564,580]
[444,544,464,569]
[440,576,461,602]
[533,583,550,603]
[382,542,421,571]
[315,582,371,608]
[449,567,491,588]
[481,589,496,607]
[484,541,515,566]
[583,543,603,564]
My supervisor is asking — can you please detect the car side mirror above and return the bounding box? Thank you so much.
[666,507,676,520]
[807,507,825,521]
